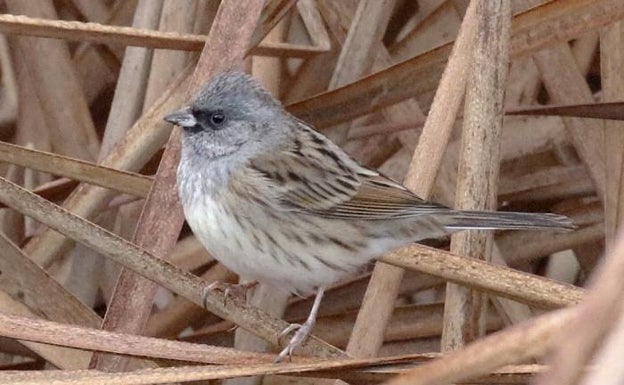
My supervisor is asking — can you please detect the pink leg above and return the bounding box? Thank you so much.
[275,287,325,362]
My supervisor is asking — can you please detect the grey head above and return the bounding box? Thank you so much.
[164,71,290,162]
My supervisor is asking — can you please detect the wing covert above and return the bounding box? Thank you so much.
[246,123,448,219]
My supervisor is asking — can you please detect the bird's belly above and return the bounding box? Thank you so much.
[182,196,381,294]
[183,198,262,281]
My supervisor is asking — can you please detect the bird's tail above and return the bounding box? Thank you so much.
[442,210,576,231]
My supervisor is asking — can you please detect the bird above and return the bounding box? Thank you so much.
[164,71,575,361]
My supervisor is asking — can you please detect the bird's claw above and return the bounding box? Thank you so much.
[275,321,313,362]
[203,281,258,307]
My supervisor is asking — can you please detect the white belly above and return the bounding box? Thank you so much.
[183,194,377,294]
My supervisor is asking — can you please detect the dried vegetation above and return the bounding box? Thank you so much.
[0,1,622,384]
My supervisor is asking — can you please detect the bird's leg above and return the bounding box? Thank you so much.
[275,287,325,362]
[203,280,259,307]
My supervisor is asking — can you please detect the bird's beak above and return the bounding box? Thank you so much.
[164,107,197,128]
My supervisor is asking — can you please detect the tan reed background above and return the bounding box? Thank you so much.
[0,0,621,384]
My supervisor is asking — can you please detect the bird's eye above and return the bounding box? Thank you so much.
[209,111,226,128]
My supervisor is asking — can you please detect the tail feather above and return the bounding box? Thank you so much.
[442,210,576,231]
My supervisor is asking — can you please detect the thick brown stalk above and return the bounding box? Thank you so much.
[442,0,511,350]
[0,312,286,365]
[91,0,269,373]
[88,0,180,372]
[382,244,583,309]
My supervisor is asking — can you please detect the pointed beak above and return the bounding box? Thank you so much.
[163,107,197,128]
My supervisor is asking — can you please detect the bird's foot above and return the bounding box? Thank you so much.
[275,319,314,362]
[203,280,258,307]
[274,287,325,362]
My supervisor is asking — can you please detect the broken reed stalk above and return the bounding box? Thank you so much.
[0,232,100,327]
[0,232,97,369]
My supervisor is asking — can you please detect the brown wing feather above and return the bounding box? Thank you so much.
[247,123,448,219]
[327,174,449,219]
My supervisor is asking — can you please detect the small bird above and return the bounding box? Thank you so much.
[165,71,575,361]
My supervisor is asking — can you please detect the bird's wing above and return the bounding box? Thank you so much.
[325,172,450,219]
[246,125,448,219]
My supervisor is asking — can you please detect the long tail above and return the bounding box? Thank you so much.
[442,210,576,231]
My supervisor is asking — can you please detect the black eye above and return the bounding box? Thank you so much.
[209,111,226,128]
